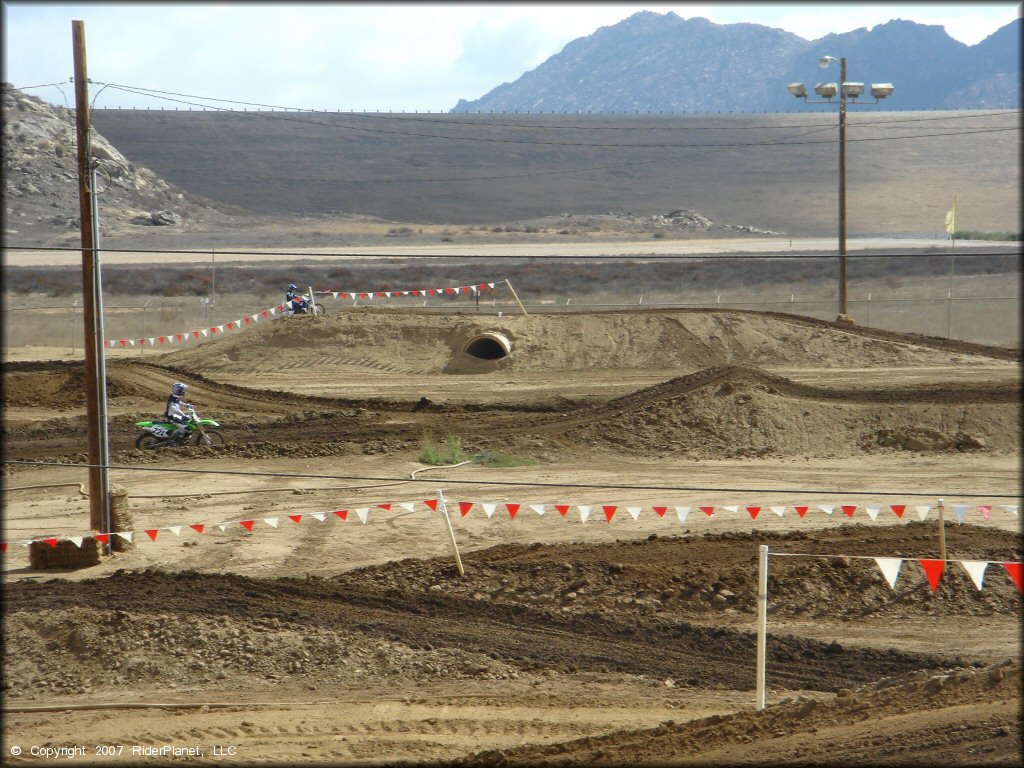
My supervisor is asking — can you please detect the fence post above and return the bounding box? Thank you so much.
[946,292,953,339]
[437,489,465,577]
[937,498,947,561]
[756,544,769,711]
[865,292,871,327]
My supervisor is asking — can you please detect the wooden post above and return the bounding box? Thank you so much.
[504,279,529,316]
[437,490,465,577]
[72,20,106,534]
[937,498,947,561]
[755,544,769,710]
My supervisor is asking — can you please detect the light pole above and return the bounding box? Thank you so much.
[787,57,893,323]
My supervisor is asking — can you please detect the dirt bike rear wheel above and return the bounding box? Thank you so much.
[135,434,161,450]
[194,430,226,447]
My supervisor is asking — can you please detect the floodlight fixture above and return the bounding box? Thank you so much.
[842,82,865,98]
[787,82,807,98]
[870,83,894,99]
[814,82,838,98]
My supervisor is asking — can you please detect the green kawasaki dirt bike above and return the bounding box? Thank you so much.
[134,408,226,449]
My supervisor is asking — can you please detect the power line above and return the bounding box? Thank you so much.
[96,83,1021,149]
[3,460,1019,499]
[88,81,1019,131]
[4,245,1019,260]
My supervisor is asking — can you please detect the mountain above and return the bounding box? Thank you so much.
[452,12,1022,113]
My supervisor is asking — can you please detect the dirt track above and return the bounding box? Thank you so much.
[2,307,1021,765]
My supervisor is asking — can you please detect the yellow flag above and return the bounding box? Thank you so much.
[944,196,957,235]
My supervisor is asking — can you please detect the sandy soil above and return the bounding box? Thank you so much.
[2,306,1021,766]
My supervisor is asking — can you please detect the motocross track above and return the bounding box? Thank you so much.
[2,307,1022,766]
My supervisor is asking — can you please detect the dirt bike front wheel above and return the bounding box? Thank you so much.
[135,434,162,450]
[194,430,226,447]
[312,303,326,316]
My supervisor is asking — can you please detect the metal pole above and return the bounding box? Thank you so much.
[140,299,150,356]
[72,20,107,539]
[755,544,769,711]
[89,159,112,547]
[70,299,79,354]
[837,57,849,323]
[504,279,529,316]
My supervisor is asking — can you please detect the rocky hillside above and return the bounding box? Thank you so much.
[453,12,1022,113]
[2,85,238,246]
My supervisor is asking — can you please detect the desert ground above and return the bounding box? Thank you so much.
[2,258,1021,767]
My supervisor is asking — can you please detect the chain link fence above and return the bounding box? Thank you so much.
[3,289,1020,354]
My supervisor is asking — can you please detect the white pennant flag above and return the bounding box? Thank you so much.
[627,506,642,520]
[482,503,497,519]
[865,505,881,521]
[399,501,416,513]
[115,531,134,543]
[675,506,691,524]
[488,282,495,289]
[723,505,739,514]
[915,505,931,521]
[578,505,592,523]
[959,560,989,590]
[770,506,786,517]
[529,504,546,516]
[167,526,182,537]
[148,337,155,346]
[355,508,369,524]
[818,505,834,516]
[216,523,229,531]
[263,518,279,528]
[216,324,225,333]
[128,339,136,346]
[1002,505,1018,516]
[875,557,903,589]
[311,512,326,522]
[70,536,85,548]
[332,292,338,299]
[952,504,968,524]
[201,328,209,337]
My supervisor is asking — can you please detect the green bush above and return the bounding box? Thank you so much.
[419,433,468,465]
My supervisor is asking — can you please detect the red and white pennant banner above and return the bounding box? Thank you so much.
[102,280,499,348]
[323,282,496,301]
[772,553,1023,594]
[4,500,1017,556]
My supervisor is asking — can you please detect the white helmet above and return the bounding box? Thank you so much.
[171,382,187,396]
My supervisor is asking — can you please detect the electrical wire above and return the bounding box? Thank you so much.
[4,245,1020,260]
[3,460,1019,499]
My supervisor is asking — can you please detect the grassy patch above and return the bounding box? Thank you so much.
[419,433,469,465]
[472,451,534,468]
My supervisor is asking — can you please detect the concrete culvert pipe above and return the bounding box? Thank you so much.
[463,331,511,360]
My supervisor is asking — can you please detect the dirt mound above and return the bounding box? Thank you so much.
[547,365,1021,458]
[455,660,1021,766]
[158,307,1018,379]
[4,526,1019,704]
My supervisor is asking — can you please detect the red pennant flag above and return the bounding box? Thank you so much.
[459,501,473,517]
[699,506,715,517]
[478,284,487,291]
[507,503,520,519]
[119,339,127,347]
[1004,562,1023,592]
[428,289,436,296]
[794,506,809,518]
[288,515,302,524]
[603,505,617,522]
[377,503,392,511]
[411,290,420,296]
[244,317,251,325]
[190,524,205,534]
[746,506,761,519]
[841,505,857,518]
[145,529,159,542]
[240,520,255,531]
[176,333,183,342]
[919,559,945,592]
[262,310,269,318]
[193,330,200,338]
[1,542,6,553]
[95,533,110,544]
[555,504,570,517]
[210,326,218,334]
[277,304,284,311]
[334,509,348,520]
[340,293,348,300]
[445,287,454,294]
[158,336,166,344]
[890,504,906,518]
[43,538,59,548]
[424,499,439,511]
[652,506,668,517]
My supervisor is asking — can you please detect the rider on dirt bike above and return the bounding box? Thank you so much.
[166,382,194,444]
[285,283,310,314]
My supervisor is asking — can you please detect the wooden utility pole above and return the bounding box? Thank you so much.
[72,20,107,534]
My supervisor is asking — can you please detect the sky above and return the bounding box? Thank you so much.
[3,2,1021,112]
